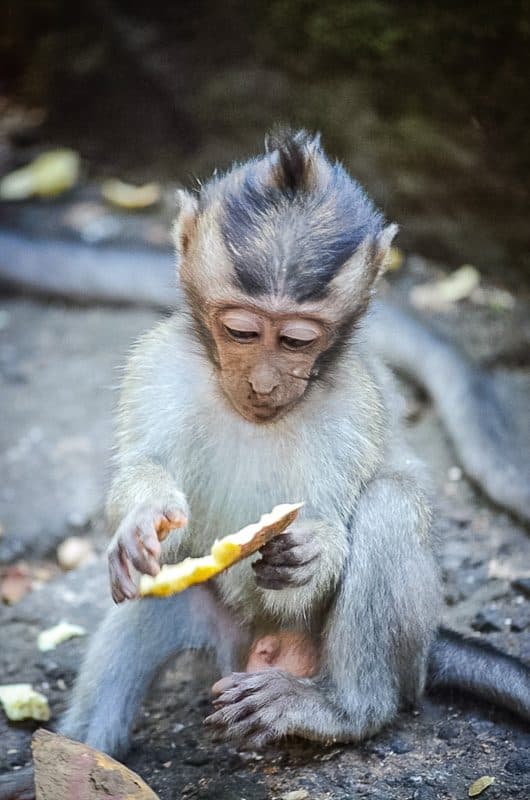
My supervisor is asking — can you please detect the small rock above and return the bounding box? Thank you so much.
[183,752,209,766]
[280,792,309,800]
[510,608,530,632]
[511,577,530,598]
[447,466,463,482]
[389,737,413,754]
[57,536,94,570]
[413,788,437,800]
[437,722,460,740]
[472,607,505,633]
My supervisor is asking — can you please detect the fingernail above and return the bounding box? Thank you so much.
[211,676,235,695]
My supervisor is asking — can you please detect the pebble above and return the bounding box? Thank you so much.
[472,607,505,633]
[413,788,437,800]
[511,577,530,598]
[447,466,463,482]
[437,722,460,740]
[510,607,530,632]
[389,737,413,754]
[57,536,94,570]
[280,792,309,800]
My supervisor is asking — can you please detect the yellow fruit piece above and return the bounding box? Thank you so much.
[37,621,87,652]
[468,776,495,796]
[140,502,303,598]
[0,149,80,200]
[0,683,50,722]
[101,179,161,209]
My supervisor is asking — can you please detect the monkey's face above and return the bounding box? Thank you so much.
[210,307,329,423]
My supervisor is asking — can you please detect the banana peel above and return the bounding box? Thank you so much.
[140,502,303,598]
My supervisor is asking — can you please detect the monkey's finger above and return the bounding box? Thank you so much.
[259,531,301,554]
[211,674,243,696]
[258,543,319,567]
[108,548,137,603]
[252,562,313,587]
[136,522,162,560]
[213,682,284,709]
[207,695,258,725]
[204,706,264,740]
[123,531,160,576]
[157,509,188,541]
[212,672,278,701]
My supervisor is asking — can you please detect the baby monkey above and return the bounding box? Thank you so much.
[65,128,528,753]
[2,130,528,800]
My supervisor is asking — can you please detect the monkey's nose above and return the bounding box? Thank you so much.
[248,365,280,396]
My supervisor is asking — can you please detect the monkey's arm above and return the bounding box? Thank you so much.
[207,474,440,746]
[253,518,349,622]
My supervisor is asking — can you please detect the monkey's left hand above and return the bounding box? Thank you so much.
[205,669,304,747]
[252,521,320,589]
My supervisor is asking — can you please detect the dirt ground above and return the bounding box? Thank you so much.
[0,251,529,798]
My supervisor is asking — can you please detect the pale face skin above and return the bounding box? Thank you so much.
[210,306,331,423]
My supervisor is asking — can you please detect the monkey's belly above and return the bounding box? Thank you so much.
[245,631,319,677]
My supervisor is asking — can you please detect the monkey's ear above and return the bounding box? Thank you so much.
[173,190,199,258]
[328,224,399,311]
[371,223,399,279]
[377,223,398,254]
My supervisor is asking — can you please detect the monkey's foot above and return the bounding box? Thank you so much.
[204,669,307,748]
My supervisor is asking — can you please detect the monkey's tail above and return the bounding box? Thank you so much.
[0,229,175,308]
[427,627,530,721]
[368,301,530,524]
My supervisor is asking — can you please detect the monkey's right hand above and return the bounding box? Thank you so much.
[107,502,188,603]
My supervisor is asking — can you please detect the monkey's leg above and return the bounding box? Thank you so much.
[206,476,440,746]
[60,586,243,757]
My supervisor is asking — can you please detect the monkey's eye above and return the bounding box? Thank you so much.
[280,335,314,351]
[223,325,259,343]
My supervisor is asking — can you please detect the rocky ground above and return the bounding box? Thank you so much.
[0,251,529,798]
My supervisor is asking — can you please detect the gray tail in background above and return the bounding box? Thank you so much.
[428,627,530,721]
[367,301,530,523]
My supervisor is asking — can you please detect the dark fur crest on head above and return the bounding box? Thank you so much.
[264,127,317,194]
[215,128,384,302]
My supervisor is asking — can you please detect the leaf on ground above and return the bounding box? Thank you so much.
[32,729,160,799]
[1,563,33,604]
[468,775,496,796]
[410,264,480,310]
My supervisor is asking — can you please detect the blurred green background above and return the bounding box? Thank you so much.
[1,0,529,283]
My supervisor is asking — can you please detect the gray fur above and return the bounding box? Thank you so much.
[216,129,384,301]
[60,303,443,753]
